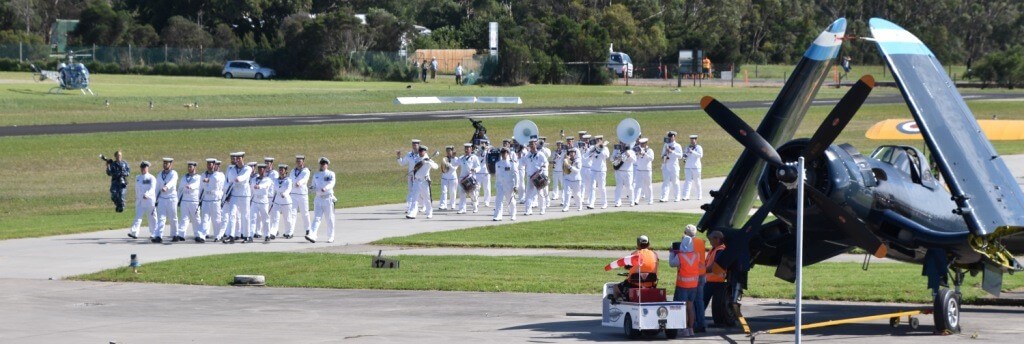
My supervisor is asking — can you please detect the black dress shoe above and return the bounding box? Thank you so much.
[283,234,292,239]
[153,237,163,243]
[269,234,276,240]
[195,237,205,243]
[264,236,271,242]
[222,237,233,244]
[128,233,137,239]
[150,237,158,243]
[254,234,262,239]
[205,235,211,239]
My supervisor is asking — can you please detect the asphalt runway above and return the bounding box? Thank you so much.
[3,279,1022,343]
[3,92,1022,137]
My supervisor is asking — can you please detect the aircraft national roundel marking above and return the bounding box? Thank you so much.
[896,120,920,134]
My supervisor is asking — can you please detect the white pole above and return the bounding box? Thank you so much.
[795,157,805,343]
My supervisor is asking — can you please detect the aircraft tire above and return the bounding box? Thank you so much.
[933,287,961,334]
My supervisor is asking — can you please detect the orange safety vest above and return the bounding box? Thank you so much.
[628,249,659,275]
[693,237,706,276]
[706,245,728,283]
[675,250,700,288]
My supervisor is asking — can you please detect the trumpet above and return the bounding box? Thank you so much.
[563,156,574,174]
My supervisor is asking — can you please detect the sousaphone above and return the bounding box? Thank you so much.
[616,118,642,148]
[513,120,540,146]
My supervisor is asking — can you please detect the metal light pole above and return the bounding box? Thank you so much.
[795,157,805,343]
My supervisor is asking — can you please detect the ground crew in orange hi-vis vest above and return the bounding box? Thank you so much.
[670,235,700,337]
[610,235,659,300]
[684,224,708,332]
[703,230,729,326]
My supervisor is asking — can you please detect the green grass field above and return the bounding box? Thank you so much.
[4,99,1024,240]
[0,71,880,126]
[375,212,706,250]
[73,252,1023,304]
[740,64,971,83]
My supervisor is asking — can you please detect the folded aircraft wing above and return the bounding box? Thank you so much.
[866,119,1024,141]
[698,18,846,230]
[870,18,1024,236]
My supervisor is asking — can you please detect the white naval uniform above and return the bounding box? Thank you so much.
[271,176,293,237]
[398,151,420,208]
[439,156,459,210]
[633,146,655,205]
[516,150,527,203]
[456,153,481,213]
[682,144,704,200]
[580,145,593,202]
[251,175,273,238]
[492,158,520,221]
[612,148,637,206]
[475,148,492,207]
[660,141,684,201]
[289,166,311,235]
[129,172,157,237]
[406,156,439,218]
[540,146,553,201]
[248,171,261,235]
[154,169,179,238]
[224,164,253,238]
[309,169,337,241]
[523,151,549,215]
[561,156,583,211]
[177,172,202,238]
[587,145,610,208]
[200,170,225,239]
[550,149,564,201]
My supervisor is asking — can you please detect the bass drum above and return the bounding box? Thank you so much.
[486,149,501,174]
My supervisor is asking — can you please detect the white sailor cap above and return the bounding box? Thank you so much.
[186,161,197,166]
[594,135,604,140]
[463,143,473,148]
[528,138,538,143]
[581,134,592,139]
[264,157,275,162]
[566,136,575,141]
[539,136,547,141]
[230,151,245,157]
[411,139,421,144]
[140,161,151,167]
[319,157,330,164]
[215,160,222,165]
[257,163,267,168]
[638,138,649,144]
[247,162,257,166]
[445,145,455,150]
[162,157,174,163]
[205,158,216,163]
[577,131,587,135]
[295,155,305,160]
[278,164,288,169]
[418,146,429,152]
[689,134,698,139]
[667,131,677,137]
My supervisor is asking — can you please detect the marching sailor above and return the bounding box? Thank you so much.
[250,164,273,243]
[247,161,261,238]
[550,141,565,203]
[306,157,337,243]
[177,161,203,242]
[539,137,554,203]
[456,143,481,214]
[406,147,438,219]
[523,139,549,215]
[682,134,704,201]
[264,157,278,201]
[397,139,423,210]
[128,161,157,240]
[474,140,493,207]
[612,141,637,207]
[515,140,527,204]
[200,158,224,241]
[270,164,293,240]
[492,148,520,221]
[288,155,311,239]
[580,134,593,203]
[439,146,459,211]
[154,157,180,243]
[223,152,252,244]
[660,131,684,202]
[561,137,578,204]
[561,149,584,212]
[633,138,655,205]
[587,135,610,209]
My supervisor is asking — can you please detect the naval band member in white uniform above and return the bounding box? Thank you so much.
[154,157,179,242]
[128,161,157,240]
[660,131,684,202]
[288,155,311,238]
[306,157,337,243]
[682,134,704,201]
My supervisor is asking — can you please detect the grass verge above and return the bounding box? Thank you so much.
[72,252,1023,304]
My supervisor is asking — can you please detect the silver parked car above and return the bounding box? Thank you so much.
[222,60,275,79]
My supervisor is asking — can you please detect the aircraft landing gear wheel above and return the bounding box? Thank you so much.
[933,287,961,334]
[665,329,679,339]
[889,316,900,328]
[909,317,920,330]
[623,314,641,339]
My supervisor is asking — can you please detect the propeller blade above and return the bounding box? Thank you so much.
[801,75,875,160]
[741,189,785,235]
[701,97,783,166]
[804,186,887,258]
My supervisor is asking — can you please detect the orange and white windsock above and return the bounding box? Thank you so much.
[605,254,641,271]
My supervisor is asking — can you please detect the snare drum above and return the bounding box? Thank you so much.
[531,173,549,188]
[460,175,479,191]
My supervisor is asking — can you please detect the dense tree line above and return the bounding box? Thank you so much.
[1,0,1022,83]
